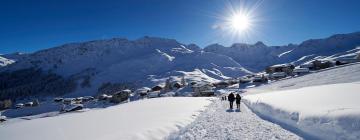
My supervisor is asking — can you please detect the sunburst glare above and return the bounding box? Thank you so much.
[210,0,264,43]
[229,13,252,33]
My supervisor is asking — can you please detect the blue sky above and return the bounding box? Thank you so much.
[1,0,360,54]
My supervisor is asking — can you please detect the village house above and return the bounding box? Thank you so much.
[300,62,315,70]
[214,81,230,88]
[312,60,334,70]
[270,72,287,79]
[63,98,76,105]
[292,67,310,75]
[253,74,268,83]
[335,55,360,65]
[265,63,295,75]
[110,89,131,103]
[147,91,161,98]
[151,85,163,91]
[266,63,295,79]
[171,82,182,89]
[75,97,83,103]
[136,87,151,97]
[192,83,215,97]
[239,77,252,84]
[54,97,64,103]
[62,104,83,112]
[190,81,197,85]
[15,103,24,109]
[82,96,94,102]
[24,102,33,107]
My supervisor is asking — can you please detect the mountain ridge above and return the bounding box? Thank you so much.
[1,31,360,99]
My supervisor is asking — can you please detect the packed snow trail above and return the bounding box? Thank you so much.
[168,99,302,140]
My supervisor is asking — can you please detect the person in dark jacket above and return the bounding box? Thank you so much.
[228,93,235,109]
[235,94,241,109]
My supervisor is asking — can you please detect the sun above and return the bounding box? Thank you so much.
[210,0,262,42]
[229,13,251,32]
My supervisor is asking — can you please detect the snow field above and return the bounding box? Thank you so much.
[0,97,213,140]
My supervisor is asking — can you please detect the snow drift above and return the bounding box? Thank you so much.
[244,83,360,140]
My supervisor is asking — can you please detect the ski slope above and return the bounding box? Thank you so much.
[0,97,213,140]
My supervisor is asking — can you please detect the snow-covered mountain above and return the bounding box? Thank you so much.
[204,41,295,71]
[204,31,360,71]
[1,32,360,100]
[0,37,251,99]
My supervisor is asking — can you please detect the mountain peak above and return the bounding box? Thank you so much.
[136,36,178,43]
[231,43,249,48]
[254,41,267,47]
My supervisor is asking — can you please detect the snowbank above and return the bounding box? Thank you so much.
[244,82,360,140]
[0,97,213,140]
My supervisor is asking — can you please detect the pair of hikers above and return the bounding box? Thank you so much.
[221,95,227,101]
[228,92,241,109]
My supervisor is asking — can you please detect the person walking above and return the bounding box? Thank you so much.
[228,92,235,109]
[235,93,241,109]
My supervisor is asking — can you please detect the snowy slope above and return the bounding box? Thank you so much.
[0,37,251,98]
[0,97,213,140]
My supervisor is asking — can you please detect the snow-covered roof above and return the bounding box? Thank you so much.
[269,63,293,68]
[63,98,75,101]
[148,91,160,95]
[121,89,132,93]
[137,87,151,91]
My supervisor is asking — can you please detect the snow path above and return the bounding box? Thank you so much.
[168,100,302,140]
